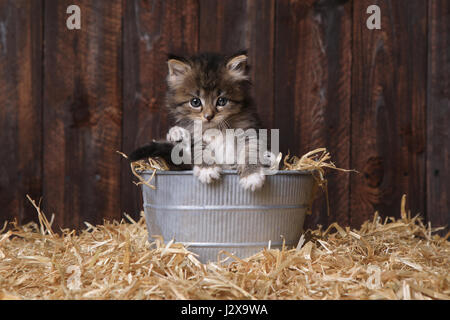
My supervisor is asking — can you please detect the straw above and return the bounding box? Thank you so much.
[282,148,358,216]
[117,151,169,190]
[0,195,447,300]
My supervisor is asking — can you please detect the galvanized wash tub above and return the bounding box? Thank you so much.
[140,170,315,263]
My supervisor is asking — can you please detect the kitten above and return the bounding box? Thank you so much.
[129,51,270,191]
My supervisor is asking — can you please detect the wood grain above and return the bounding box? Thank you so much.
[275,0,352,230]
[43,0,123,229]
[199,0,248,52]
[427,0,449,233]
[0,0,446,233]
[0,0,43,224]
[351,0,427,228]
[199,0,275,129]
[246,0,275,130]
[122,0,199,219]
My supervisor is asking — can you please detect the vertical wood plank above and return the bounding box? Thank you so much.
[275,0,352,229]
[427,0,449,233]
[0,0,43,225]
[122,0,199,219]
[199,0,275,129]
[246,0,275,129]
[351,0,427,228]
[43,1,123,229]
[199,0,248,52]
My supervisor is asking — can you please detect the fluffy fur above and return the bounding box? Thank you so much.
[166,51,260,134]
[131,51,268,190]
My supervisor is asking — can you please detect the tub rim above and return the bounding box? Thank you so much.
[138,169,313,176]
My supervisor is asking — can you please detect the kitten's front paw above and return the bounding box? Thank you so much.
[193,165,222,184]
[239,168,265,191]
[166,126,190,143]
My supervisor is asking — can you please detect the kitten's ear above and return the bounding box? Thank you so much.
[167,57,191,86]
[226,52,248,81]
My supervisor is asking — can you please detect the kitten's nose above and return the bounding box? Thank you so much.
[204,113,214,121]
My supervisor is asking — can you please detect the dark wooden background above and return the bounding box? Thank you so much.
[0,0,448,233]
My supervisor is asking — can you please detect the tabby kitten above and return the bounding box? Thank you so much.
[130,51,268,191]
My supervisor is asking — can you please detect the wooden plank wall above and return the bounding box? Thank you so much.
[275,0,352,229]
[427,0,450,233]
[0,0,448,233]
[0,0,43,225]
[351,0,428,227]
[43,0,123,229]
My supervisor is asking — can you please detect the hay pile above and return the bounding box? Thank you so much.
[0,196,448,300]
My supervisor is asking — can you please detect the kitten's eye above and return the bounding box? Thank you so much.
[190,98,202,108]
[216,97,228,107]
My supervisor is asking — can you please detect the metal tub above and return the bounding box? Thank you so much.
[140,170,315,263]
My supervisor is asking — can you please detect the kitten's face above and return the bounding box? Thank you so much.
[166,52,250,130]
